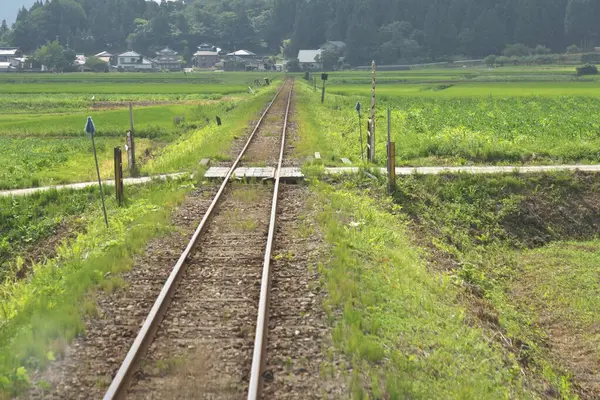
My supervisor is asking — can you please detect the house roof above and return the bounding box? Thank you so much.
[0,48,20,56]
[158,47,177,55]
[194,51,218,56]
[227,50,255,56]
[95,51,113,57]
[118,51,142,57]
[298,50,322,63]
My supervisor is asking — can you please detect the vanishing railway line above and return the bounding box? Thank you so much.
[103,80,294,399]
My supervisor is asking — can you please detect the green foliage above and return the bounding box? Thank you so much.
[85,56,108,72]
[33,40,76,72]
[0,189,96,279]
[0,179,191,396]
[297,80,600,166]
[5,0,600,65]
[391,172,600,396]
[311,180,530,398]
[577,64,598,76]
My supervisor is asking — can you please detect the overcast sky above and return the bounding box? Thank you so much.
[1,0,37,25]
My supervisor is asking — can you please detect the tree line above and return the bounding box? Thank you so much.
[0,0,598,66]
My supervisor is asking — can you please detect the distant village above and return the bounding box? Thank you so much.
[0,41,348,73]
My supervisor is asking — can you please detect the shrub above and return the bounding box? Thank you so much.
[576,64,598,76]
[566,44,580,54]
[484,55,496,67]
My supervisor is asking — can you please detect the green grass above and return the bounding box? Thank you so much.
[392,171,600,398]
[0,137,156,190]
[0,178,195,396]
[296,81,600,166]
[310,177,530,399]
[0,188,98,279]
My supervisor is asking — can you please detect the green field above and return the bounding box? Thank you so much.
[0,72,280,189]
[297,78,600,166]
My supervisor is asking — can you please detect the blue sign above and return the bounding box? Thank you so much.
[355,101,361,113]
[85,116,96,136]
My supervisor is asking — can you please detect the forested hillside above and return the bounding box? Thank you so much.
[0,0,599,65]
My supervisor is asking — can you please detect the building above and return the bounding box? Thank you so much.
[0,48,24,71]
[298,49,323,70]
[227,50,256,57]
[95,51,115,65]
[193,45,219,68]
[116,51,154,71]
[154,47,181,71]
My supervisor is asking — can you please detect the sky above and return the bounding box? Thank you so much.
[1,0,37,25]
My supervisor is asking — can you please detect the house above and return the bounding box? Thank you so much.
[193,45,219,69]
[0,48,24,71]
[298,50,323,70]
[116,51,155,71]
[95,51,115,65]
[154,47,181,71]
[227,50,256,57]
[321,41,346,53]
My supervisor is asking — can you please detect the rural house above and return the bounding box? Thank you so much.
[0,47,24,72]
[193,44,219,68]
[116,51,155,71]
[297,49,323,70]
[154,47,181,71]
[95,51,116,65]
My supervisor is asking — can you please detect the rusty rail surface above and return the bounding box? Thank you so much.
[103,81,290,400]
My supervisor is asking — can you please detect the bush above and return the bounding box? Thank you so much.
[503,43,530,57]
[576,64,598,76]
[566,44,580,54]
[484,55,496,67]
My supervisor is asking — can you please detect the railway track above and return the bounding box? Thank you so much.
[103,79,294,400]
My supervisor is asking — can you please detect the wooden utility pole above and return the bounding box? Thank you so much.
[114,147,124,206]
[127,103,137,176]
[386,108,395,193]
[368,60,376,162]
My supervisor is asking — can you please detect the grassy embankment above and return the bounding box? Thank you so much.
[308,171,600,398]
[0,84,278,396]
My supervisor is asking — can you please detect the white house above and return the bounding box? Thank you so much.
[0,48,24,71]
[298,49,323,70]
[117,51,154,71]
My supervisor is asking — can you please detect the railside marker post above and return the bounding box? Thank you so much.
[128,103,137,176]
[387,107,391,176]
[114,147,124,206]
[321,72,328,103]
[85,117,109,228]
[356,101,364,162]
[389,142,396,193]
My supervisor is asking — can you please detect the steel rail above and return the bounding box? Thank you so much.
[103,82,288,400]
[247,80,294,400]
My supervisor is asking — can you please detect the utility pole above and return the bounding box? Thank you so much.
[127,103,137,176]
[368,60,377,162]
